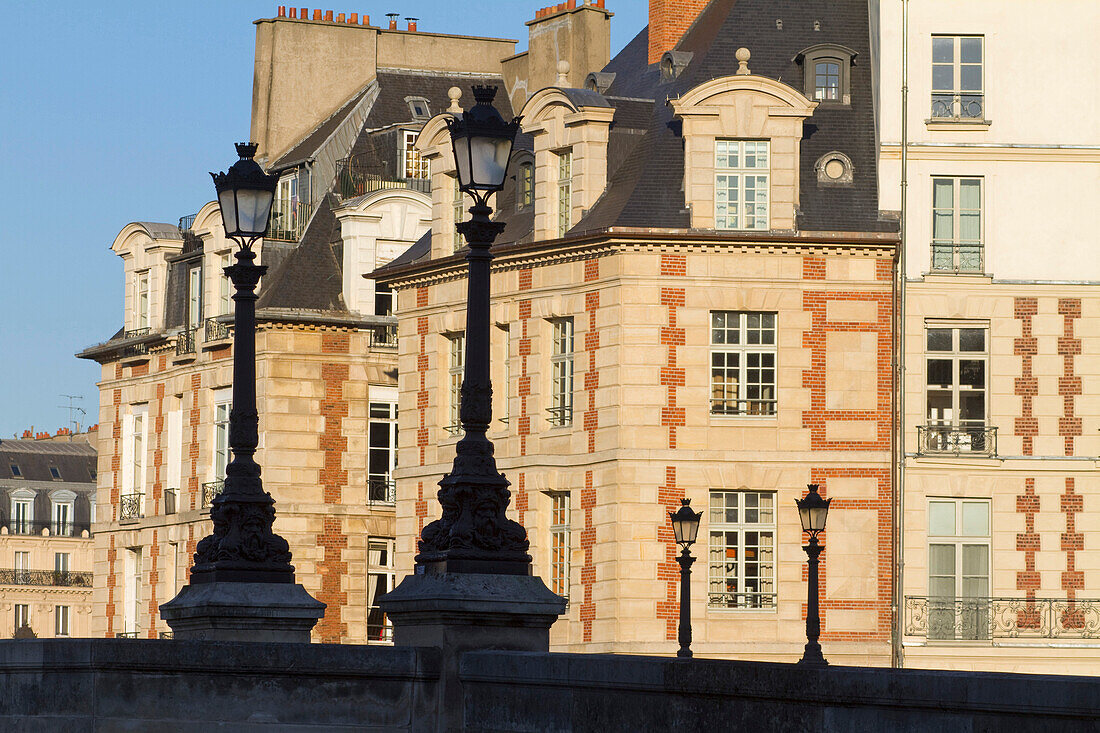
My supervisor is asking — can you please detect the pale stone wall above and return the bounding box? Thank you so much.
[0,532,93,638]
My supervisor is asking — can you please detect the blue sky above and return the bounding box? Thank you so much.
[0,1,647,438]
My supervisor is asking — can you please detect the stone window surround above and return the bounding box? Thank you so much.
[670,74,817,232]
[707,489,778,611]
[794,43,858,106]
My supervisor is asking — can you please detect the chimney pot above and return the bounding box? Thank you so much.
[289,7,297,17]
[406,17,418,31]
[324,10,332,21]
[568,0,576,9]
[349,12,357,23]
[313,9,321,19]
[278,5,286,16]
[300,7,307,18]
[363,14,370,24]
[387,12,398,29]
[337,12,345,22]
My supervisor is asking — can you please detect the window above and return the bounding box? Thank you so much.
[814,60,841,101]
[923,325,990,454]
[708,490,776,609]
[48,466,61,480]
[55,552,69,573]
[187,266,202,329]
[405,96,431,120]
[928,498,990,640]
[550,493,571,598]
[549,318,574,427]
[366,539,395,642]
[557,150,572,237]
[932,36,984,119]
[14,551,29,583]
[55,606,69,637]
[447,334,465,436]
[122,408,147,518]
[519,162,534,209]
[272,172,304,242]
[135,272,150,329]
[498,325,510,425]
[218,254,232,315]
[214,398,231,482]
[14,604,29,632]
[710,312,777,416]
[403,130,429,180]
[368,402,398,503]
[798,44,855,104]
[931,177,982,273]
[453,175,465,252]
[51,497,73,536]
[9,463,21,478]
[124,547,142,635]
[10,493,32,535]
[715,140,769,230]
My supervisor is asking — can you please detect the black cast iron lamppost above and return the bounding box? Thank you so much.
[415,86,530,575]
[191,142,294,584]
[796,483,831,666]
[669,498,702,658]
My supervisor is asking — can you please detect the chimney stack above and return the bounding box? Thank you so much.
[387,13,399,29]
[406,17,418,32]
[648,0,710,65]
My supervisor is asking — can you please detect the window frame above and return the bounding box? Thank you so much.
[214,396,231,482]
[14,603,29,632]
[548,318,574,427]
[707,490,777,610]
[549,492,571,599]
[797,44,856,105]
[50,491,76,537]
[10,490,34,535]
[368,402,398,504]
[557,149,573,237]
[187,265,203,329]
[55,605,70,637]
[715,140,770,231]
[926,497,991,641]
[453,175,465,252]
[402,130,429,181]
[135,271,150,330]
[931,176,983,273]
[446,333,465,436]
[931,35,985,121]
[922,323,991,455]
[710,311,778,417]
[519,162,534,210]
[366,538,396,643]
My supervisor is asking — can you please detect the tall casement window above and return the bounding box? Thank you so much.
[928,498,990,640]
[715,140,769,230]
[10,491,33,534]
[520,162,534,209]
[447,333,465,435]
[135,271,150,330]
[549,492,571,598]
[497,325,510,425]
[403,130,429,180]
[549,318,574,427]
[187,265,202,329]
[922,325,991,455]
[710,312,777,416]
[557,150,573,237]
[218,254,232,315]
[931,177,983,273]
[55,552,70,575]
[453,176,465,252]
[814,60,841,101]
[368,402,398,503]
[55,606,70,637]
[214,397,231,481]
[367,538,396,642]
[124,547,142,636]
[51,492,75,536]
[932,36,984,119]
[122,406,147,520]
[708,490,776,609]
[14,604,29,632]
[14,551,29,583]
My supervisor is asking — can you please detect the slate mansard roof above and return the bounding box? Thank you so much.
[0,439,97,533]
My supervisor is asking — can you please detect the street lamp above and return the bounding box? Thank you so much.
[796,483,832,666]
[669,498,702,658]
[191,142,293,584]
[415,86,530,574]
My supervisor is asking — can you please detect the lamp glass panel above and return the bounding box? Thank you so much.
[672,517,686,544]
[809,503,829,532]
[469,136,508,189]
[798,504,812,532]
[235,188,274,236]
[218,190,238,235]
[453,136,472,189]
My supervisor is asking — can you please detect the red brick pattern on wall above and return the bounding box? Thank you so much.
[518,267,533,457]
[417,314,430,467]
[111,389,122,517]
[648,0,711,64]
[1058,299,1082,456]
[152,383,164,514]
[802,256,826,280]
[105,535,117,638]
[1014,297,1039,455]
[1016,478,1041,622]
[1062,478,1084,619]
[187,373,201,511]
[316,332,350,644]
[655,466,684,640]
[580,470,596,642]
[147,530,160,638]
[516,472,527,526]
[801,289,892,451]
[583,291,600,454]
[186,525,196,583]
[809,469,892,642]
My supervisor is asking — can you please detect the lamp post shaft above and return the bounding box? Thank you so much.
[799,537,828,666]
[676,548,695,658]
[227,249,264,488]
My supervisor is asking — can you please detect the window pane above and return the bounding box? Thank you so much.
[961,544,988,576]
[927,329,952,351]
[959,328,984,352]
[959,360,985,389]
[960,65,982,91]
[933,179,954,208]
[959,392,985,422]
[932,37,954,63]
[927,359,953,387]
[927,390,953,423]
[932,64,953,91]
[959,37,982,63]
[929,502,956,536]
[959,180,981,209]
[929,543,956,575]
[961,502,989,537]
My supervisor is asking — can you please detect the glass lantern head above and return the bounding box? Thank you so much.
[796,484,831,536]
[669,498,703,549]
[211,142,278,243]
[448,86,521,197]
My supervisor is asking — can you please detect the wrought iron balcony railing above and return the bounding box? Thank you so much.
[51,522,73,537]
[202,480,224,509]
[176,328,197,356]
[368,477,397,504]
[931,241,984,274]
[905,596,1100,642]
[119,493,142,521]
[917,424,997,456]
[931,93,985,120]
[120,327,152,358]
[159,631,174,640]
[367,615,394,643]
[336,157,431,199]
[178,213,196,234]
[370,325,398,348]
[268,199,312,242]
[546,405,574,427]
[115,631,140,639]
[709,398,778,417]
[707,591,778,610]
[0,569,93,587]
[123,327,151,340]
[205,317,230,342]
[6,520,89,536]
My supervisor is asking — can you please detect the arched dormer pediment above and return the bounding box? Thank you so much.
[415,113,457,163]
[415,112,462,260]
[191,200,223,236]
[670,63,818,233]
[110,222,182,257]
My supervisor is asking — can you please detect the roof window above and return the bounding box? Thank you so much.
[49,466,62,481]
[405,96,432,120]
[10,464,22,478]
[795,44,857,105]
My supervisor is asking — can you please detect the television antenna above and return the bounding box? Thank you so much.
[58,395,87,437]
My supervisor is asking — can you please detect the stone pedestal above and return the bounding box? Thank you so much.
[160,582,325,643]
[380,570,565,731]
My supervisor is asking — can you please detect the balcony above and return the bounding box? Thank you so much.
[709,398,778,417]
[707,592,778,610]
[931,241,983,274]
[119,493,142,521]
[175,328,197,356]
[370,325,398,349]
[931,93,985,121]
[905,596,1100,643]
[51,521,74,537]
[121,327,152,359]
[205,317,230,343]
[546,405,573,428]
[917,424,997,456]
[0,569,93,587]
[368,477,396,504]
[268,198,312,242]
[115,631,140,639]
[336,157,431,199]
[202,480,224,509]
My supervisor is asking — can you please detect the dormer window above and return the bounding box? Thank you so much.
[187,265,202,329]
[405,96,431,120]
[135,271,150,330]
[403,131,429,181]
[519,162,534,209]
[715,140,769,231]
[796,44,857,105]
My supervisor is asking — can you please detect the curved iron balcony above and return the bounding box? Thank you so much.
[917,424,997,456]
[905,595,1100,642]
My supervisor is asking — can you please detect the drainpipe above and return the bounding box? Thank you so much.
[891,0,910,671]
